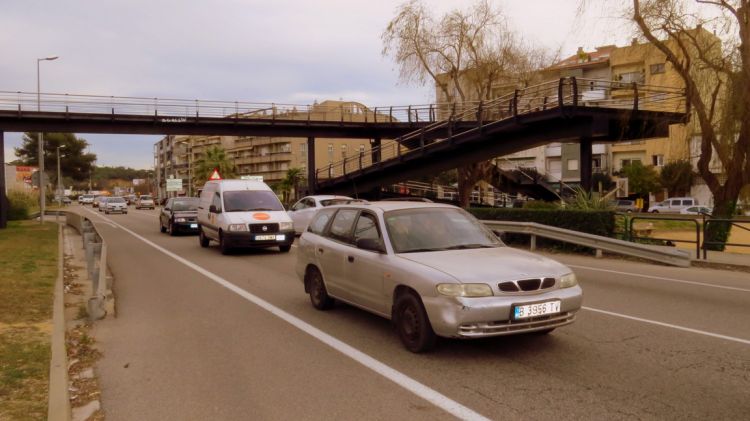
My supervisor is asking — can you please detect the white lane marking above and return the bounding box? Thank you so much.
[582,306,750,346]
[569,264,750,293]
[90,212,489,421]
[80,207,119,228]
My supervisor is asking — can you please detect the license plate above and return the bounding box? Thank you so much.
[190,224,198,228]
[513,301,561,320]
[255,234,276,241]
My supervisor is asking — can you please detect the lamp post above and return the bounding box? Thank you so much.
[37,55,59,224]
[56,145,66,205]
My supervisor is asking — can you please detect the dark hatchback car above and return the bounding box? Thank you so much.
[160,197,200,235]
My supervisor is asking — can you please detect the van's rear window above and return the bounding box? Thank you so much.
[223,190,284,212]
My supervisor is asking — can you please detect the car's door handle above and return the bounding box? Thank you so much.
[347,256,354,263]
[317,248,324,254]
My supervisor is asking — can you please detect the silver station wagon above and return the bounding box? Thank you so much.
[296,201,583,352]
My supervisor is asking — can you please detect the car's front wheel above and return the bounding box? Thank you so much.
[307,268,334,310]
[168,221,176,236]
[219,231,231,255]
[394,291,436,353]
[160,222,166,233]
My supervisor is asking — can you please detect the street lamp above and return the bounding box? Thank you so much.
[37,55,59,223]
[56,145,66,205]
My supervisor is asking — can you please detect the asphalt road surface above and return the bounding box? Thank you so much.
[72,205,750,420]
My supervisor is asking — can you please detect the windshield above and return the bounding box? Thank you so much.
[223,190,284,212]
[384,207,502,253]
[172,198,199,211]
[110,197,126,203]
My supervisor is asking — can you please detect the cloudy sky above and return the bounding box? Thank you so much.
[1,0,631,169]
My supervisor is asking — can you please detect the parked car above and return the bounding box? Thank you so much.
[680,206,713,215]
[104,197,128,214]
[288,195,353,234]
[611,199,637,213]
[135,195,155,210]
[160,197,200,235]
[296,201,583,353]
[126,194,137,205]
[196,179,294,254]
[79,194,95,205]
[94,196,107,209]
[648,197,698,213]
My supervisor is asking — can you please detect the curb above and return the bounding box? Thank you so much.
[48,223,71,421]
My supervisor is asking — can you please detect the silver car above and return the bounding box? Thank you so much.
[104,196,128,214]
[296,202,583,353]
[288,195,353,234]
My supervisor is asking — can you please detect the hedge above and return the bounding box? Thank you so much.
[468,207,616,250]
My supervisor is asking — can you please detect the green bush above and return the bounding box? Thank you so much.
[7,190,38,220]
[469,207,616,251]
[522,200,559,210]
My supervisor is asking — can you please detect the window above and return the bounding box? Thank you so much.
[328,144,334,162]
[327,209,359,243]
[682,199,693,206]
[592,157,602,171]
[308,209,337,235]
[341,144,348,159]
[222,190,284,212]
[567,159,579,171]
[359,145,365,153]
[353,213,380,243]
[652,154,664,167]
[211,192,222,212]
[621,159,641,168]
[650,63,665,74]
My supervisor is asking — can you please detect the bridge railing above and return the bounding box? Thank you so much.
[316,77,687,184]
[0,90,480,124]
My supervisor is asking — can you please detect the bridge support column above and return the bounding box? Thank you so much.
[0,131,6,229]
[306,136,316,195]
[370,137,381,164]
[580,137,592,192]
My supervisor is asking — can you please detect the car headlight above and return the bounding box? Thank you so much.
[175,217,187,223]
[436,283,494,297]
[559,273,578,288]
[279,221,293,231]
[228,224,248,232]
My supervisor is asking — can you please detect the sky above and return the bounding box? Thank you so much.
[1,0,632,169]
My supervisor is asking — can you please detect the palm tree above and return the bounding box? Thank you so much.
[193,146,237,190]
[278,168,304,203]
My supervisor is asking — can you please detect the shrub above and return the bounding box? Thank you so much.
[522,200,559,210]
[7,190,38,220]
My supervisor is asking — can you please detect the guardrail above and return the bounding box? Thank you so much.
[482,220,691,267]
[65,212,113,319]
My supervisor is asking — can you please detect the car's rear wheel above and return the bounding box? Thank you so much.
[199,228,210,247]
[394,292,436,353]
[279,245,291,253]
[307,268,334,310]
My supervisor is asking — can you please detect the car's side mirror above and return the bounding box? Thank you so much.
[164,207,171,211]
[356,238,385,253]
[209,205,221,214]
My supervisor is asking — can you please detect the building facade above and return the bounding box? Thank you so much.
[154,101,380,199]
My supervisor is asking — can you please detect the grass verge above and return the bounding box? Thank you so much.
[0,221,59,420]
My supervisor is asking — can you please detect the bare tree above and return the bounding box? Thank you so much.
[623,0,750,249]
[382,0,550,207]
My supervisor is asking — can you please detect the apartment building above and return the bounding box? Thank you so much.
[154,100,379,198]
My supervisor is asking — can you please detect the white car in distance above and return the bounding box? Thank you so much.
[288,195,353,234]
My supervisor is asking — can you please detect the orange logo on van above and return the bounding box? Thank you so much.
[253,213,271,221]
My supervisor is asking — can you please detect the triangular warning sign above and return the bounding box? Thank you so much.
[208,168,222,180]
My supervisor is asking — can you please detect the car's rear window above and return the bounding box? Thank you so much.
[320,199,350,207]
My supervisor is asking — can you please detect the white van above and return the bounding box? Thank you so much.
[197,179,294,254]
[648,197,698,213]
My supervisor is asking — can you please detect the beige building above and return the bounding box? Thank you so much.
[155,100,384,198]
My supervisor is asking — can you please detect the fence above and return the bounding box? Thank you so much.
[65,212,113,319]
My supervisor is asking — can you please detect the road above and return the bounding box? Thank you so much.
[72,205,750,420]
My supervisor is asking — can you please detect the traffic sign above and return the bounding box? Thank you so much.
[209,168,222,181]
[166,178,183,192]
